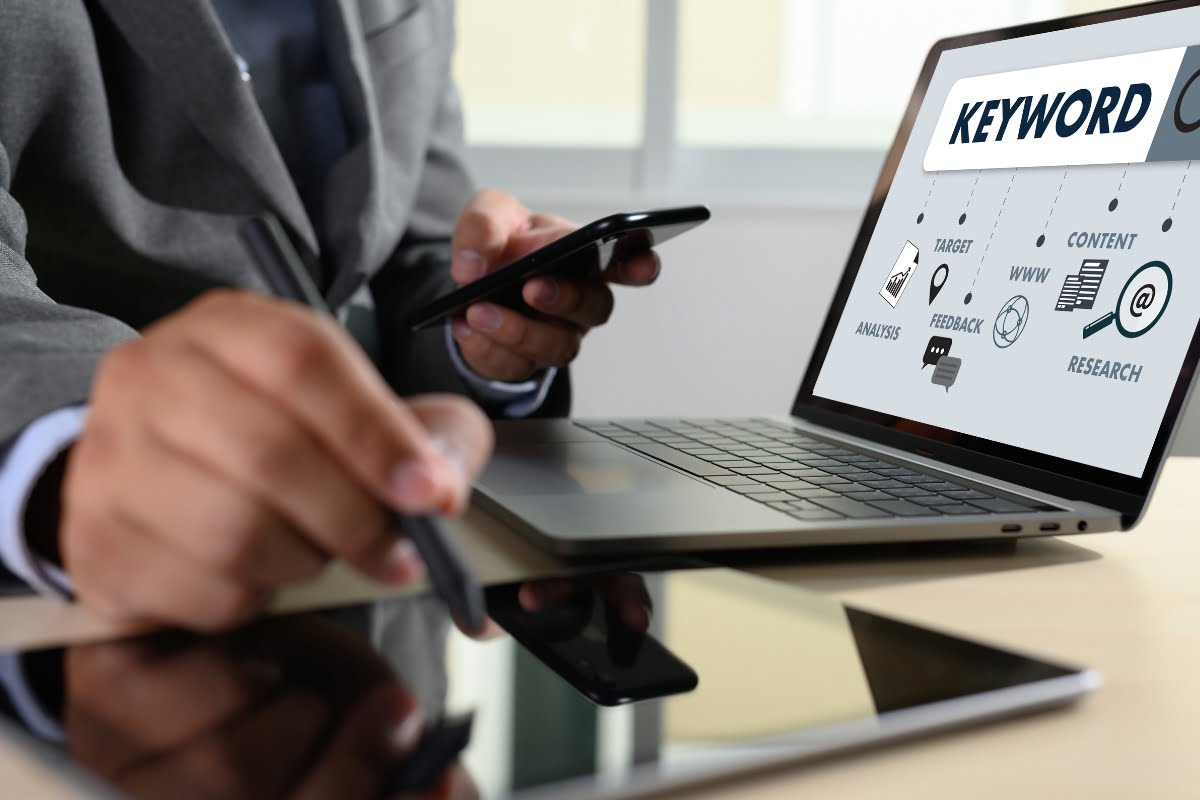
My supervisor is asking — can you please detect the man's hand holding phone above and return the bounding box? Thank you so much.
[447,189,672,383]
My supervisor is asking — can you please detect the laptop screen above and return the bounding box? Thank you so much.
[810,2,1200,481]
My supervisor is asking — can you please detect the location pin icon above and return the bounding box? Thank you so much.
[929,263,950,304]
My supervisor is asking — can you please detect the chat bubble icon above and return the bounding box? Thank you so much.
[931,356,962,392]
[922,336,953,369]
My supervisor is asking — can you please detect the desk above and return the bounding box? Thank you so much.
[1,458,1197,798]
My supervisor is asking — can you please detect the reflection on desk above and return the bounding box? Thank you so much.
[0,568,1093,799]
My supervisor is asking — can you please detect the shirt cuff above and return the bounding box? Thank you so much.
[0,406,86,597]
[444,322,557,418]
[0,652,65,743]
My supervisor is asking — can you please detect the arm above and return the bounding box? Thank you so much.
[0,141,138,448]
[368,79,573,418]
[0,138,138,589]
[366,4,572,418]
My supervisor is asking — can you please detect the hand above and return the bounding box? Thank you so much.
[65,615,476,799]
[448,189,661,382]
[61,289,494,631]
[517,573,652,634]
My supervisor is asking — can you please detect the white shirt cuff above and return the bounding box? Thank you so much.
[0,406,86,597]
[443,322,557,418]
[0,652,65,743]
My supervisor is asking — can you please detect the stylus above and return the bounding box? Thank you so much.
[238,215,488,634]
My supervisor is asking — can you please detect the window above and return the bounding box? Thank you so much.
[454,0,646,147]
[454,0,1139,200]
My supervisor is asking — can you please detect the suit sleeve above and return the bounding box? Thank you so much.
[369,5,570,418]
[0,139,138,588]
[0,140,138,448]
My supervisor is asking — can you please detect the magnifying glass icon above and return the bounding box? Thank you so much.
[1082,261,1173,340]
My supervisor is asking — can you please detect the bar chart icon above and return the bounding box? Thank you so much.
[1055,259,1108,312]
[880,241,920,308]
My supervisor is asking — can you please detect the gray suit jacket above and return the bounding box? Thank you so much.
[0,0,569,456]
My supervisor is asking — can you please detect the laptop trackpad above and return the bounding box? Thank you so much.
[480,441,709,496]
[476,441,796,541]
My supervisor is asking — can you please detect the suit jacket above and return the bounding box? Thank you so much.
[0,0,569,456]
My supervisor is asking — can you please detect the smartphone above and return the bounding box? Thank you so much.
[408,205,711,331]
[486,578,699,707]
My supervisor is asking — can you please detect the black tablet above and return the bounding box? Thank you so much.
[0,565,1096,799]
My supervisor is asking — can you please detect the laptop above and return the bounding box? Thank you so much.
[476,1,1200,556]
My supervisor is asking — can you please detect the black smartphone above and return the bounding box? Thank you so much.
[408,205,711,331]
[486,578,699,707]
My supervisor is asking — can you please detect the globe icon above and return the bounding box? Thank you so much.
[993,295,1030,349]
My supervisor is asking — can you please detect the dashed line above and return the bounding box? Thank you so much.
[970,170,1018,289]
[1116,168,1128,194]
[964,170,982,210]
[921,171,940,212]
[1171,161,1192,212]
[1042,167,1070,231]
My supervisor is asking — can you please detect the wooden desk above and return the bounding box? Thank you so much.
[1,459,1197,798]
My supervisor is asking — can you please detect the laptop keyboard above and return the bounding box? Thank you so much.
[575,418,1049,522]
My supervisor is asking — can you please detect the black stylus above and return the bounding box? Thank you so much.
[239,216,487,633]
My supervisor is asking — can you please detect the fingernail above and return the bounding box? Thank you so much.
[390,706,425,754]
[533,277,559,306]
[452,249,486,283]
[385,538,425,583]
[431,435,471,512]
[466,303,502,332]
[626,604,651,632]
[391,460,438,506]
[431,435,469,482]
[621,254,660,285]
[452,318,472,339]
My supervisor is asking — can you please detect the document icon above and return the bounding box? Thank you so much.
[1055,259,1108,312]
[881,241,919,308]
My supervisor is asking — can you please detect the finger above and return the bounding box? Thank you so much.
[63,509,270,632]
[522,275,615,330]
[105,428,327,585]
[602,250,661,287]
[599,575,653,633]
[108,338,410,583]
[459,303,581,368]
[451,191,575,283]
[153,290,468,513]
[405,395,494,514]
[451,320,538,383]
[517,578,577,612]
[499,212,578,262]
[119,688,329,800]
[450,189,531,284]
[293,683,423,800]
[66,642,278,772]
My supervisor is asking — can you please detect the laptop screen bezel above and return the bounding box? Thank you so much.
[793,0,1200,522]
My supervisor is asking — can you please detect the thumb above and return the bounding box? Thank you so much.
[450,189,531,284]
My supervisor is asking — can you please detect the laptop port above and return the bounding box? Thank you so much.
[1001,524,1023,533]
[1039,522,1061,532]
[1077,521,1088,532]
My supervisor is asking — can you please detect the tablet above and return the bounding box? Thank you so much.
[0,566,1097,798]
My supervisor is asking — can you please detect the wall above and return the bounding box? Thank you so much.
[541,201,855,418]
